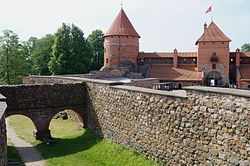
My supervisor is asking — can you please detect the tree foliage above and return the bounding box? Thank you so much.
[32,35,54,75]
[241,43,250,52]
[0,30,30,84]
[87,30,104,70]
[49,23,91,74]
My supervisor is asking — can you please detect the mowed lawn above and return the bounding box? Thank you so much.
[7,115,160,166]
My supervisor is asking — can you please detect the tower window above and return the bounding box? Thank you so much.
[212,64,216,69]
[106,58,109,64]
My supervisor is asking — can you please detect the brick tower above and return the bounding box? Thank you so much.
[103,9,140,70]
[196,22,231,86]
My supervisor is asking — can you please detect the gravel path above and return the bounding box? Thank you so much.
[6,120,46,166]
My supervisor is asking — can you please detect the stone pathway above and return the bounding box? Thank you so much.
[6,120,46,166]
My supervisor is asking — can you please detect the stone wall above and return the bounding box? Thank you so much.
[85,84,250,165]
[0,83,86,114]
[125,78,159,88]
[0,94,7,166]
[22,76,250,165]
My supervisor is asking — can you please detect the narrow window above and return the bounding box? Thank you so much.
[106,58,109,64]
[212,64,216,69]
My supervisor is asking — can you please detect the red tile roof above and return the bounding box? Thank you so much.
[241,52,250,57]
[196,21,231,45]
[230,52,250,58]
[147,64,202,81]
[240,64,250,79]
[138,52,197,59]
[105,9,140,38]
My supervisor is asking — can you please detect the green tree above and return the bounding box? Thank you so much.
[241,43,250,52]
[32,35,54,75]
[87,30,104,70]
[22,37,38,74]
[49,23,91,74]
[0,30,30,84]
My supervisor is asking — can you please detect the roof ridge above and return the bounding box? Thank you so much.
[196,21,231,45]
[105,9,140,37]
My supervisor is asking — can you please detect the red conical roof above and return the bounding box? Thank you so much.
[105,9,140,38]
[196,21,231,45]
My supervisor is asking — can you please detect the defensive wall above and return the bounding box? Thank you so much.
[0,94,7,166]
[20,75,250,166]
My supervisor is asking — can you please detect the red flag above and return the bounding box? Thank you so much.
[205,6,212,14]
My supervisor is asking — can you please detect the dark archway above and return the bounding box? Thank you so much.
[206,71,223,86]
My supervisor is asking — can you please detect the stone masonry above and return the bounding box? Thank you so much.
[24,76,250,165]
[0,94,7,166]
[0,83,87,140]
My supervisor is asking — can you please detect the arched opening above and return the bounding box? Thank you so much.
[6,114,37,163]
[6,114,37,143]
[49,109,85,138]
[206,71,222,87]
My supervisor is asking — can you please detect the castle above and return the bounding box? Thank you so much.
[103,8,250,89]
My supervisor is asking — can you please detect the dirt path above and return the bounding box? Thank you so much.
[6,120,46,166]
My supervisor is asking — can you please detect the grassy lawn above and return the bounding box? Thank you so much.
[7,115,160,166]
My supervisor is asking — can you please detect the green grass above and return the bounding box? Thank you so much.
[7,115,160,166]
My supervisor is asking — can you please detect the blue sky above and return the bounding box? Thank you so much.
[0,0,249,52]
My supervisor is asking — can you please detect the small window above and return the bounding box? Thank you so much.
[203,42,206,45]
[222,42,224,44]
[212,64,216,69]
[212,42,215,45]
[248,85,250,89]
[126,36,129,38]
[106,58,109,64]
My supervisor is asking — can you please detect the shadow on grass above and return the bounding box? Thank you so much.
[7,145,24,165]
[11,129,102,163]
[7,130,101,163]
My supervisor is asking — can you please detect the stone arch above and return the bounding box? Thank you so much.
[47,106,86,138]
[206,71,223,86]
[5,112,38,131]
[5,113,38,140]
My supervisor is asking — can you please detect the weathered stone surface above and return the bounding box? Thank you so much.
[3,76,249,166]
[0,96,7,166]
